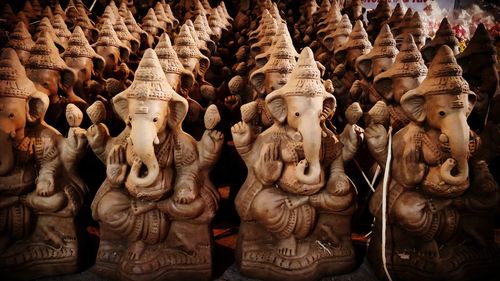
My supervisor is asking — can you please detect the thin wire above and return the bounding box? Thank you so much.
[381,126,394,281]
[354,159,376,193]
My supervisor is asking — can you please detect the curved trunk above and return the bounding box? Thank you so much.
[126,120,160,188]
[440,115,470,186]
[0,130,15,176]
[295,123,323,185]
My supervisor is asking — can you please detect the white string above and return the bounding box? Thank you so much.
[354,159,376,193]
[90,0,98,11]
[381,126,394,281]
[371,164,381,187]
[484,102,491,127]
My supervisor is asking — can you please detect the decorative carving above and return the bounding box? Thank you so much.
[232,48,356,281]
[0,48,88,280]
[87,49,223,281]
[366,45,500,281]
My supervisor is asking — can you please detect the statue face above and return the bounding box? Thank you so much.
[265,71,290,94]
[65,57,93,84]
[27,68,60,97]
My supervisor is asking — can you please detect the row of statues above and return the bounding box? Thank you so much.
[0,0,499,281]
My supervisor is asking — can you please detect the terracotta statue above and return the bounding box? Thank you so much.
[386,3,404,35]
[33,17,66,53]
[75,5,99,44]
[248,31,298,129]
[232,48,357,281]
[366,0,392,42]
[372,34,427,132]
[366,45,500,281]
[142,8,165,48]
[396,11,427,50]
[86,49,223,281]
[456,23,499,130]
[52,14,72,48]
[93,19,131,83]
[421,18,459,63]
[350,24,398,108]
[323,14,352,72]
[173,24,210,85]
[5,21,34,66]
[25,31,85,131]
[0,48,88,280]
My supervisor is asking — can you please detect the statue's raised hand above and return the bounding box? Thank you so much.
[256,143,283,185]
[107,145,128,187]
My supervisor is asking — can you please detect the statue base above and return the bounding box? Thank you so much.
[0,216,79,280]
[236,213,356,281]
[93,220,213,281]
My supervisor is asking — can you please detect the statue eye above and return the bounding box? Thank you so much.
[8,113,14,119]
[153,117,159,122]
[295,112,300,117]
[439,111,446,117]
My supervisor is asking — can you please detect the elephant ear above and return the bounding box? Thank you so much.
[323,35,335,52]
[60,67,77,91]
[356,55,373,80]
[92,54,105,76]
[180,70,195,97]
[467,90,477,117]
[373,72,393,100]
[265,90,287,123]
[119,46,130,62]
[112,90,129,122]
[400,89,426,123]
[249,68,266,95]
[197,55,210,78]
[322,95,337,120]
[334,47,347,65]
[168,92,188,128]
[26,90,50,123]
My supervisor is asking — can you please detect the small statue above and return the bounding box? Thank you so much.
[421,18,460,63]
[232,48,357,281]
[87,49,223,281]
[63,26,106,104]
[366,45,500,281]
[0,48,88,279]
[456,23,499,130]
[5,21,34,66]
[366,0,392,42]
[372,34,427,132]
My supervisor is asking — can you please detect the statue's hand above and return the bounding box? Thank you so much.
[67,127,88,153]
[107,145,128,187]
[36,174,55,197]
[86,123,109,152]
[257,143,283,184]
[199,130,224,169]
[224,94,242,111]
[365,123,388,163]
[231,121,253,149]
[173,182,196,204]
[340,123,364,162]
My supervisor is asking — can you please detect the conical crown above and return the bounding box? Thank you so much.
[124,49,177,101]
[331,14,352,39]
[365,24,398,59]
[155,33,186,75]
[338,20,372,51]
[268,47,329,98]
[35,17,65,51]
[377,34,427,79]
[0,48,38,99]
[424,18,459,50]
[26,31,68,71]
[317,3,342,38]
[95,19,123,48]
[63,26,99,59]
[456,23,497,59]
[7,22,35,52]
[415,45,469,96]
[173,24,205,60]
[53,14,71,40]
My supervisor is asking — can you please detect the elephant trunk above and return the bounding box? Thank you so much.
[126,120,160,188]
[295,122,323,185]
[440,115,470,186]
[0,129,15,176]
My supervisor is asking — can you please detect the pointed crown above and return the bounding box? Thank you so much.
[26,31,68,71]
[63,26,99,59]
[94,19,123,48]
[0,48,38,99]
[155,33,187,75]
[7,22,35,52]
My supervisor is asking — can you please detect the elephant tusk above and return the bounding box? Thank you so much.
[154,135,160,145]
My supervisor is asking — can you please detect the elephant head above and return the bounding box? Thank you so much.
[401,46,476,187]
[323,14,351,52]
[173,24,210,81]
[0,49,49,175]
[334,20,372,70]
[355,24,397,81]
[26,31,81,105]
[154,33,195,97]
[265,47,335,185]
[93,20,130,79]
[63,27,105,96]
[112,49,188,190]
[373,34,427,103]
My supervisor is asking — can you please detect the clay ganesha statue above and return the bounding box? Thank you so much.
[232,48,357,281]
[366,46,500,281]
[86,49,223,281]
[0,48,88,279]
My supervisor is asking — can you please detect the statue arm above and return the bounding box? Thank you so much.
[172,133,201,204]
[253,142,283,186]
[35,132,61,196]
